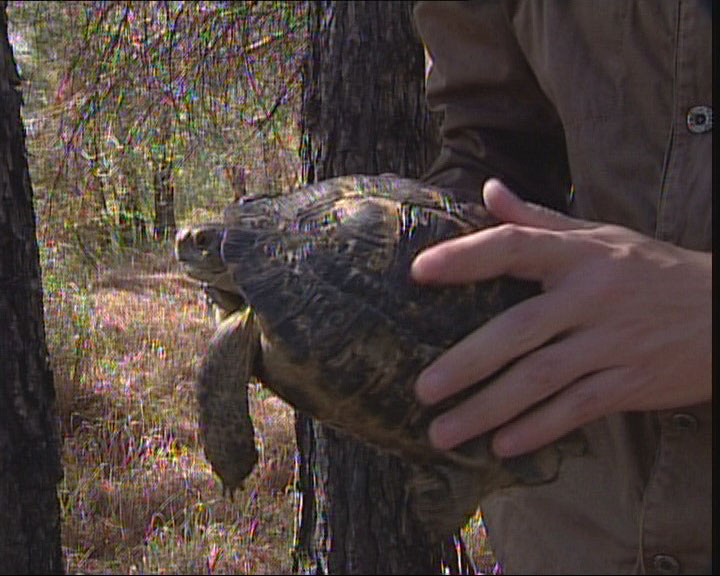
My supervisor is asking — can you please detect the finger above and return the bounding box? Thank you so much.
[483,179,590,231]
[411,222,576,285]
[411,180,594,286]
[415,286,580,405]
[490,365,631,457]
[411,204,596,285]
[425,326,603,449]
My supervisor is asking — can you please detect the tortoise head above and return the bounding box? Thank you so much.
[175,224,228,285]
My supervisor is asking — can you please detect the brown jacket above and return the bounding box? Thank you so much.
[414,1,712,574]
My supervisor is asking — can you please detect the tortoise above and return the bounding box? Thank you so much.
[175,174,585,538]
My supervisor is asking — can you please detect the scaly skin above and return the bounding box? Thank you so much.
[195,307,259,496]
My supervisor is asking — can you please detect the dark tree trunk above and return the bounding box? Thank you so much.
[0,3,64,573]
[299,1,439,183]
[292,2,468,574]
[118,184,147,246]
[153,156,176,242]
[225,162,248,201]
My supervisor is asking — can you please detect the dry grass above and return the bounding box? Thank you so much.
[45,248,494,574]
[49,251,296,574]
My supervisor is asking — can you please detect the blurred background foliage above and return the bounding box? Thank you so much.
[9,0,305,272]
[5,3,308,572]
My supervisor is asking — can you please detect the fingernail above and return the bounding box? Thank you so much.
[410,252,432,282]
[492,432,519,458]
[483,178,510,195]
[428,416,456,450]
[415,368,443,405]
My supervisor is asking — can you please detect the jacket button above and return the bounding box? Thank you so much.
[686,105,712,133]
[672,412,698,432]
[652,554,680,575]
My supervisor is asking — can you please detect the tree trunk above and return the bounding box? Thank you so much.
[225,162,248,201]
[292,2,468,574]
[153,156,176,242]
[0,3,64,573]
[118,183,147,246]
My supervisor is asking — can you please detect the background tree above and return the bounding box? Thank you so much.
[10,1,306,261]
[0,2,64,573]
[293,2,470,573]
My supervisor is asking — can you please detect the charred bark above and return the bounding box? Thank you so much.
[0,3,64,573]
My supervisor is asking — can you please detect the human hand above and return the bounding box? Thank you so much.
[412,179,712,458]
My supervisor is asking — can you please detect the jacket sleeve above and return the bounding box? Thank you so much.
[414,0,571,211]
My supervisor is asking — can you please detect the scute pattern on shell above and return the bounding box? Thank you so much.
[218,176,541,464]
[177,174,585,538]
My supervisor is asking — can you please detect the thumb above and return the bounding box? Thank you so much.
[483,179,587,231]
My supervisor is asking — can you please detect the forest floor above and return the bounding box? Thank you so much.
[47,248,495,574]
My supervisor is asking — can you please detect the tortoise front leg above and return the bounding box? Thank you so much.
[195,308,260,497]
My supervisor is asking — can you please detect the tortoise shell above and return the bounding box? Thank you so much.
[176,174,584,536]
[219,175,540,463]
